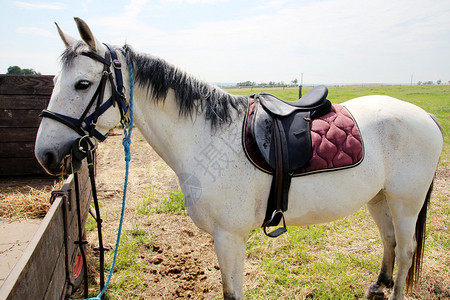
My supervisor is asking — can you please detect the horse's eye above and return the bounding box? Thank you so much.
[75,80,91,90]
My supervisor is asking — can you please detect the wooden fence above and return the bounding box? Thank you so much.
[0,160,91,299]
[0,75,54,175]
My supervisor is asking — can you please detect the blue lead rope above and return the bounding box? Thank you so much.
[83,63,134,300]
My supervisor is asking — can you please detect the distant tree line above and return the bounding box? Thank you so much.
[417,80,448,85]
[6,65,41,75]
[237,78,299,87]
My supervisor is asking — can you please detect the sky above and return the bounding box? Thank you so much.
[1,0,449,85]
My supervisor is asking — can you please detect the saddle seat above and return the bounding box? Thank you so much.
[258,85,330,117]
[243,85,332,237]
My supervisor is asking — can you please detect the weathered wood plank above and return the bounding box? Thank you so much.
[0,109,42,127]
[0,75,54,175]
[0,158,46,175]
[0,75,54,95]
[0,142,35,158]
[44,174,78,300]
[0,128,38,143]
[43,246,67,300]
[0,95,50,110]
[65,167,92,296]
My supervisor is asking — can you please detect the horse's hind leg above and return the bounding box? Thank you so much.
[384,185,431,300]
[388,214,418,300]
[365,191,396,299]
[213,229,247,300]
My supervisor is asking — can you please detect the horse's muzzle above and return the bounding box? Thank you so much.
[35,140,85,176]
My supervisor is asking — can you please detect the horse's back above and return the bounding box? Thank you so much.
[343,95,443,196]
[343,95,443,154]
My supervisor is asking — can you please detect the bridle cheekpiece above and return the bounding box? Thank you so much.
[40,43,129,145]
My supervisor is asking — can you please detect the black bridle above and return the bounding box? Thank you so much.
[41,43,129,143]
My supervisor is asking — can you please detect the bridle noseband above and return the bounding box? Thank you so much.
[41,43,129,144]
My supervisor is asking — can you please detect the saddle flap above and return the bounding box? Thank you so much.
[253,105,273,166]
[280,112,312,171]
[252,102,312,172]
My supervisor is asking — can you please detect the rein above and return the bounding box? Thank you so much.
[80,64,133,300]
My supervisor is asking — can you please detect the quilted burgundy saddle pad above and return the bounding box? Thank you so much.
[242,101,364,177]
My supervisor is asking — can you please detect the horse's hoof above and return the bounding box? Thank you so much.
[365,285,386,300]
[365,290,385,300]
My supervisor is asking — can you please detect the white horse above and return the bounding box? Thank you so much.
[35,18,443,300]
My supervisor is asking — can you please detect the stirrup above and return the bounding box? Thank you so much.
[263,210,287,238]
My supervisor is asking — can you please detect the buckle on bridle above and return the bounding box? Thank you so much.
[113,59,121,69]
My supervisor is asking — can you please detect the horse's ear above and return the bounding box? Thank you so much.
[55,22,77,48]
[74,17,104,54]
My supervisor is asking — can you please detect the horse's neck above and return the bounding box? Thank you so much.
[133,88,222,175]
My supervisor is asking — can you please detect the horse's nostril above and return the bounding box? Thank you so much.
[43,151,57,167]
[36,149,63,175]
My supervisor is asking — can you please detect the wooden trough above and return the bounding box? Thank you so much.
[0,161,92,299]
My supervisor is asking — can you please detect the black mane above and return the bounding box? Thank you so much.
[123,45,247,128]
[59,42,247,128]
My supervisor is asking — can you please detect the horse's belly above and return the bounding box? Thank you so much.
[286,162,384,226]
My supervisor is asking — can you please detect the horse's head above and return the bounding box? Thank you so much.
[35,18,128,175]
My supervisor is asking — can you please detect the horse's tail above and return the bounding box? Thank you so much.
[406,113,442,291]
[406,180,434,292]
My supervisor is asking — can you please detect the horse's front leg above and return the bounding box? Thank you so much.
[213,229,247,300]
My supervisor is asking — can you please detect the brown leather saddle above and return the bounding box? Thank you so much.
[243,85,332,237]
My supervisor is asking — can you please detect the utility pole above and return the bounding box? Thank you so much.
[299,73,304,99]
